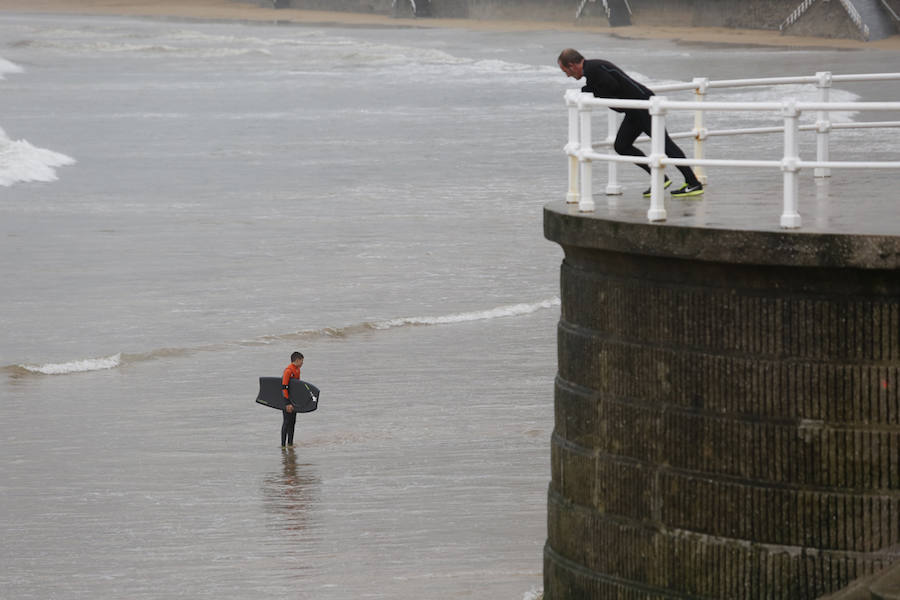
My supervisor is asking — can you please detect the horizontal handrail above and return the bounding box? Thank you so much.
[648,72,900,94]
[563,71,900,229]
[575,97,900,113]
[582,151,782,169]
[579,151,900,171]
[592,121,900,149]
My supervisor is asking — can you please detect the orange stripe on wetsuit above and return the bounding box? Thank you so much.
[282,364,301,403]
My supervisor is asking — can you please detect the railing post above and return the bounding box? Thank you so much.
[578,97,595,212]
[781,99,802,229]
[605,111,623,195]
[692,77,709,185]
[565,90,580,204]
[815,71,832,178]
[647,96,667,222]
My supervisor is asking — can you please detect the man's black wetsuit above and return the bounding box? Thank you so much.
[581,59,700,186]
[281,362,301,447]
[282,410,296,447]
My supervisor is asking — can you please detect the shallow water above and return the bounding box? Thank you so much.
[1,12,898,599]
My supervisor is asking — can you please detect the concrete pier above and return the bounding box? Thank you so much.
[543,201,900,598]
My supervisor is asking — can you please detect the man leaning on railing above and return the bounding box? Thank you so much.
[558,48,704,198]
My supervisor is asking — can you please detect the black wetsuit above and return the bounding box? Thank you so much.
[581,59,699,186]
[281,362,301,447]
[282,409,296,447]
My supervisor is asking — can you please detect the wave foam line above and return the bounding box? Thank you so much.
[0,126,76,187]
[4,298,560,375]
[19,353,121,375]
[374,297,560,329]
[0,57,24,79]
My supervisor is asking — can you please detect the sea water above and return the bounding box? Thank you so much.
[1,12,898,599]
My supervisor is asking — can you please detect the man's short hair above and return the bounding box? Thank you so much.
[291,351,304,362]
[558,48,584,67]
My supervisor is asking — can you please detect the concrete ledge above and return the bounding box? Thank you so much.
[544,201,900,270]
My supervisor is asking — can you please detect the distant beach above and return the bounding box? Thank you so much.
[4,0,900,50]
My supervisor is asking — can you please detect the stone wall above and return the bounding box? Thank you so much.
[270,0,885,39]
[543,203,900,598]
[627,0,792,29]
[274,0,393,13]
[782,0,865,39]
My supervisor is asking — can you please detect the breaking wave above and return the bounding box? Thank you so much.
[17,353,122,375]
[0,126,76,187]
[522,588,544,600]
[374,297,560,329]
[13,39,272,58]
[0,57,24,79]
[4,298,560,376]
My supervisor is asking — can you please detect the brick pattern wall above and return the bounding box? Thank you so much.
[543,219,900,598]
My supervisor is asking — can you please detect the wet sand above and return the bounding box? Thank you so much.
[3,0,900,50]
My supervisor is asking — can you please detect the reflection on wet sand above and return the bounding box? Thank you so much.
[261,448,322,535]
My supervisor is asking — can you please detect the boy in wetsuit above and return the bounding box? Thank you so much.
[281,351,303,448]
[558,48,703,198]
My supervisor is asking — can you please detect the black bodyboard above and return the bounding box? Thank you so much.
[256,377,320,413]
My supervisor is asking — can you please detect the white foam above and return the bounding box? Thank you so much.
[522,588,544,600]
[652,79,861,124]
[21,353,121,375]
[0,126,76,187]
[374,297,560,329]
[16,39,270,58]
[0,57,24,79]
[719,83,860,123]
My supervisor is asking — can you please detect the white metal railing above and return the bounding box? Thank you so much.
[563,71,900,228]
[575,0,607,20]
[781,0,818,31]
[781,0,872,39]
[837,0,871,39]
[879,0,900,22]
[391,0,418,15]
[575,0,632,20]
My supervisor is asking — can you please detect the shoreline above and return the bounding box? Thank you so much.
[3,0,900,51]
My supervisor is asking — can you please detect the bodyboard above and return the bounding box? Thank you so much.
[256,377,320,413]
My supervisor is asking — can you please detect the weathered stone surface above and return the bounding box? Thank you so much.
[261,0,893,39]
[782,0,863,40]
[818,560,900,598]
[871,561,900,599]
[544,202,900,598]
